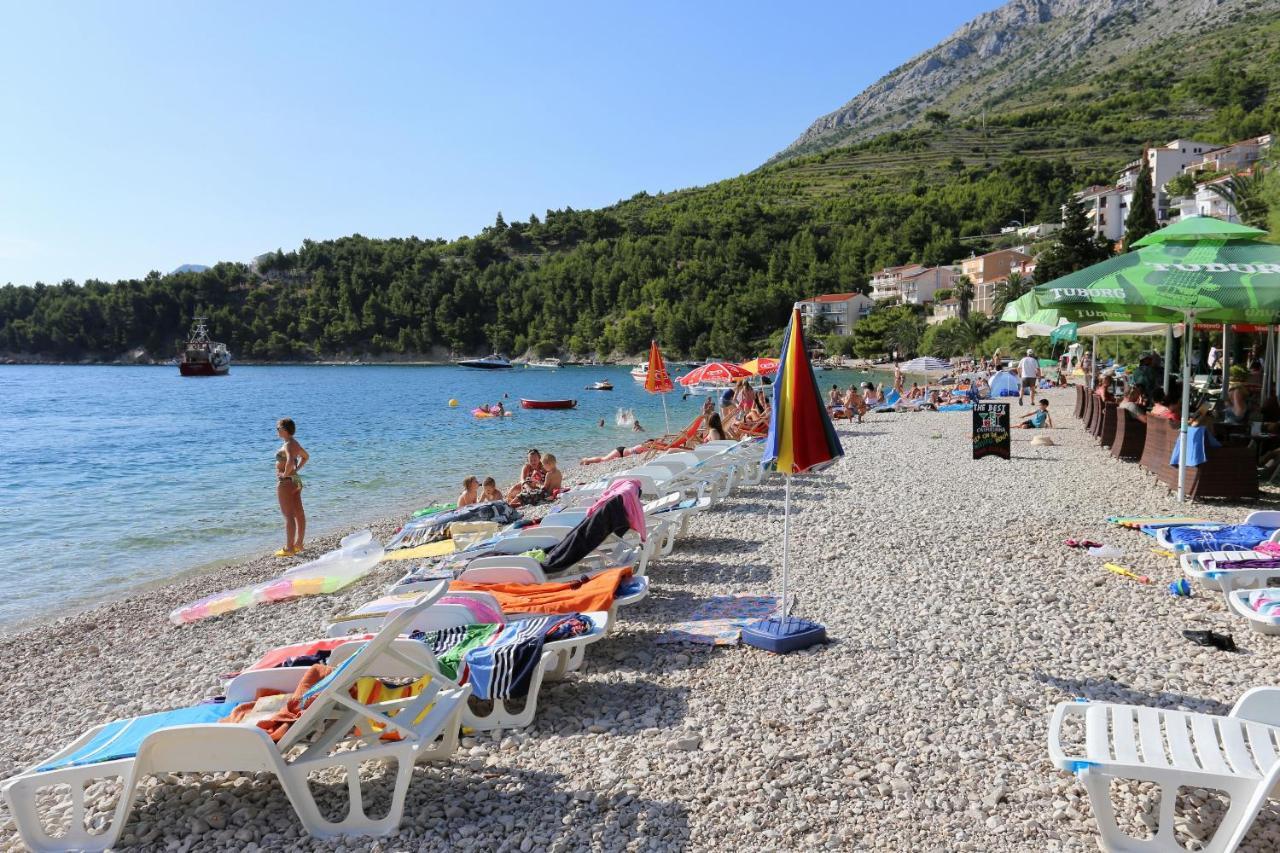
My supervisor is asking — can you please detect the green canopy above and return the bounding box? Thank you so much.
[1032,216,1280,324]
[1030,215,1280,502]
[1049,323,1078,344]
[1001,290,1180,338]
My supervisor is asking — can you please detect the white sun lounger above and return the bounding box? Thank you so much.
[2,583,469,853]
[1048,689,1280,853]
[320,607,609,731]
[1227,588,1280,635]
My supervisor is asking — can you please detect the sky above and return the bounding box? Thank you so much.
[0,1,993,285]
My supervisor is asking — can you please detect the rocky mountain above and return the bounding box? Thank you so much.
[774,0,1278,162]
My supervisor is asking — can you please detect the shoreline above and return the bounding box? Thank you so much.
[7,387,1257,850]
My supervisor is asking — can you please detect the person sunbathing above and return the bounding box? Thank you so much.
[906,383,923,400]
[480,476,502,503]
[705,412,728,442]
[581,443,648,465]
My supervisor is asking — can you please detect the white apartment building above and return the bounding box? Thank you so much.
[1186,135,1273,178]
[1078,138,1218,242]
[1077,184,1128,242]
[796,292,875,336]
[869,264,924,300]
[900,267,954,305]
[1177,174,1244,221]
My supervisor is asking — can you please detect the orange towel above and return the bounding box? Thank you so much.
[224,663,332,741]
[449,567,632,614]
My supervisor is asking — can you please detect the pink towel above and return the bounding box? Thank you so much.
[1257,542,1280,557]
[588,479,647,542]
[437,594,506,625]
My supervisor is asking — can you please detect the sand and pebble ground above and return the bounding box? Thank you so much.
[3,386,1280,852]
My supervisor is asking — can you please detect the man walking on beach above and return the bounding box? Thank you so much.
[1018,348,1041,407]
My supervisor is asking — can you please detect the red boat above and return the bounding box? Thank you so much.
[519,398,577,410]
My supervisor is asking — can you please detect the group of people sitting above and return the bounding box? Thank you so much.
[459,448,564,509]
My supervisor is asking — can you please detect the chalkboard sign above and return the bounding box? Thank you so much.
[973,401,1011,460]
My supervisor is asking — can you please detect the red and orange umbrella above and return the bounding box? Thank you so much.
[644,340,674,432]
[678,361,752,386]
[738,357,779,376]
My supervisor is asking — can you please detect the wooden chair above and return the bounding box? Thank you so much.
[1139,418,1258,500]
[1074,385,1086,419]
[1098,402,1118,448]
[1110,410,1146,461]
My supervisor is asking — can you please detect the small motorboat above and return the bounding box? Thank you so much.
[178,317,230,376]
[519,399,577,410]
[526,358,562,369]
[630,364,648,382]
[456,354,513,370]
[587,381,613,391]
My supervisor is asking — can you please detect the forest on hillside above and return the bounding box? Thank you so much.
[2,31,1279,362]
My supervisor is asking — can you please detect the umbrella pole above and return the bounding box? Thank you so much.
[780,473,791,630]
[1090,336,1099,388]
[1222,325,1231,391]
[1163,326,1174,395]
[1178,311,1195,503]
[661,393,670,435]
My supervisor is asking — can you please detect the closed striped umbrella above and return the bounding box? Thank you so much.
[899,356,952,374]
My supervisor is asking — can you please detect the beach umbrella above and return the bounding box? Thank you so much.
[743,307,843,654]
[899,356,952,374]
[1031,215,1280,501]
[644,340,674,433]
[678,361,752,386]
[739,356,780,376]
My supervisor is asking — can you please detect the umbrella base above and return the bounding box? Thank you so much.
[741,617,827,654]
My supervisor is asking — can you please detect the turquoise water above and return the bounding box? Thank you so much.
[0,363,880,625]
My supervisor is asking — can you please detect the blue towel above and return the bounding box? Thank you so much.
[1166,524,1275,553]
[938,403,973,412]
[37,703,231,771]
[1168,425,1221,468]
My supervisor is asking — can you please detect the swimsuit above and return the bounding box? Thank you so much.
[276,448,303,489]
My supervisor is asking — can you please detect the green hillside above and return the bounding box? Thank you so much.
[2,15,1278,363]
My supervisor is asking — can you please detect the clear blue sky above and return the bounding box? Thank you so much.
[0,1,991,285]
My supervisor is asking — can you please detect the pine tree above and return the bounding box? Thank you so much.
[1124,157,1159,248]
[1036,198,1112,283]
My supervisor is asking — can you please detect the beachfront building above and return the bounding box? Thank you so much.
[1077,184,1128,242]
[1172,134,1273,223]
[1176,174,1243,221]
[869,264,953,305]
[796,292,875,336]
[869,263,923,301]
[961,249,1032,316]
[929,297,961,325]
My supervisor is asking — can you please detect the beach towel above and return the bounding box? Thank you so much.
[389,501,520,549]
[1168,425,1221,468]
[1165,524,1275,553]
[656,595,778,646]
[587,479,646,541]
[1247,589,1280,617]
[542,495,635,572]
[412,624,502,681]
[937,403,973,412]
[381,539,457,562]
[245,636,375,672]
[449,567,633,615]
[1258,542,1280,557]
[37,703,233,771]
[1108,516,1212,530]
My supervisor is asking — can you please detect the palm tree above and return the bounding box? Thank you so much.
[955,275,974,320]
[992,272,1028,318]
[1208,166,1269,228]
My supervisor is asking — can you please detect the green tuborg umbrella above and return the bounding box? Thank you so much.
[1031,217,1280,325]
[1030,216,1280,501]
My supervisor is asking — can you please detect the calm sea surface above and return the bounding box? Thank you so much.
[0,363,881,626]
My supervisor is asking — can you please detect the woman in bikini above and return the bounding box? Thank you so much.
[581,442,648,465]
[512,454,561,507]
[274,418,309,557]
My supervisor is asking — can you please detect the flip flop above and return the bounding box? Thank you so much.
[273,548,292,557]
[1181,629,1238,652]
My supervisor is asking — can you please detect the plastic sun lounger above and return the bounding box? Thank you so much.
[2,583,470,853]
[450,565,650,638]
[1181,550,1280,592]
[313,604,609,732]
[1226,588,1280,635]
[1153,511,1280,553]
[1048,689,1280,852]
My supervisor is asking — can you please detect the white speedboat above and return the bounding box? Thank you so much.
[631,364,648,382]
[526,358,562,369]
[456,354,513,370]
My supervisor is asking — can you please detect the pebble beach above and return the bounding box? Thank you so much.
[4,385,1280,852]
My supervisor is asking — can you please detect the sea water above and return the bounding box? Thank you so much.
[0,363,880,625]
